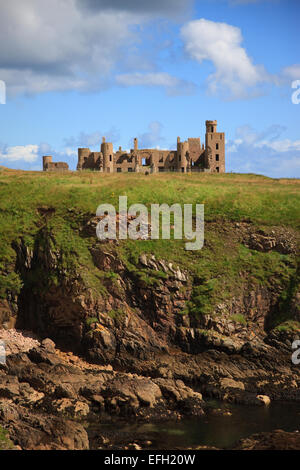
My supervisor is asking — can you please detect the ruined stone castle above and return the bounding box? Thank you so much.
[42,156,69,172]
[43,120,225,173]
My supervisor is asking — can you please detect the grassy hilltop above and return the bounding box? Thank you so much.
[0,169,299,330]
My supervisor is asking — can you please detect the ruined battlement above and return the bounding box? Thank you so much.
[43,120,225,174]
[42,155,69,172]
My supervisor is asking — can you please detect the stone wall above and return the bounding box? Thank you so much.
[43,156,69,172]
[74,120,225,174]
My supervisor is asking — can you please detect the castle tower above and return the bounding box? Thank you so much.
[205,120,225,173]
[77,148,91,170]
[206,120,217,134]
[101,137,114,173]
[134,137,138,151]
[43,155,52,171]
[176,138,189,172]
[176,137,180,168]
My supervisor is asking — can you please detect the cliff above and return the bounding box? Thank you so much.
[0,170,299,449]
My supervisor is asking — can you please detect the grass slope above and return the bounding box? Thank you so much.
[0,169,299,327]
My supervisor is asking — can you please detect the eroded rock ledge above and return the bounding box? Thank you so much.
[0,326,300,449]
[0,220,299,449]
[0,336,205,450]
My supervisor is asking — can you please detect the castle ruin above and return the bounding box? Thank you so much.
[42,156,69,172]
[43,121,225,174]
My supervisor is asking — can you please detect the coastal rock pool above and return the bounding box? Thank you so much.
[89,401,300,449]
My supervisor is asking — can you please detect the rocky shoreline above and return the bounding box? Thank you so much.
[0,219,299,450]
[0,326,299,450]
[0,331,205,450]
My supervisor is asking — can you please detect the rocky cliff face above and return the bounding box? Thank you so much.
[0,217,299,449]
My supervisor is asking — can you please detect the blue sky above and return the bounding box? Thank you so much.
[0,0,299,177]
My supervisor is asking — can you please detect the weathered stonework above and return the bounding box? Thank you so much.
[43,156,69,172]
[76,120,225,174]
[42,120,225,173]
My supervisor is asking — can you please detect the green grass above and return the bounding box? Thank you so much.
[0,425,14,450]
[275,320,300,332]
[107,308,126,321]
[85,316,99,326]
[0,169,299,324]
[230,314,247,325]
[268,258,300,328]
[0,271,23,298]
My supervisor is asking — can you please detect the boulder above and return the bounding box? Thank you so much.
[256,394,271,406]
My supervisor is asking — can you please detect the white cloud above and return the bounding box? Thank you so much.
[281,64,300,80]
[0,1,148,96]
[64,148,77,157]
[181,18,268,99]
[229,125,300,153]
[115,72,195,95]
[0,1,293,100]
[0,141,77,167]
[273,64,300,87]
[229,136,300,154]
[78,0,193,17]
[0,145,39,162]
[0,0,194,97]
[227,125,300,178]
[256,139,300,153]
[0,69,89,96]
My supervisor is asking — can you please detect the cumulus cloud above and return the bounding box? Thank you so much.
[115,72,196,95]
[0,0,296,101]
[0,1,293,100]
[0,0,195,97]
[227,125,300,178]
[0,145,39,162]
[255,138,300,153]
[281,64,300,80]
[181,18,268,99]
[77,0,193,17]
[0,1,145,96]
[0,127,122,170]
[0,141,80,171]
[273,64,300,88]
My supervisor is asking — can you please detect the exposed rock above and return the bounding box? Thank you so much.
[220,378,245,391]
[3,403,89,450]
[0,329,40,355]
[256,394,271,406]
[233,430,300,450]
[240,225,297,254]
[41,338,56,351]
[0,376,19,399]
[0,220,299,449]
[103,374,162,411]
[153,378,204,416]
[52,398,90,418]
